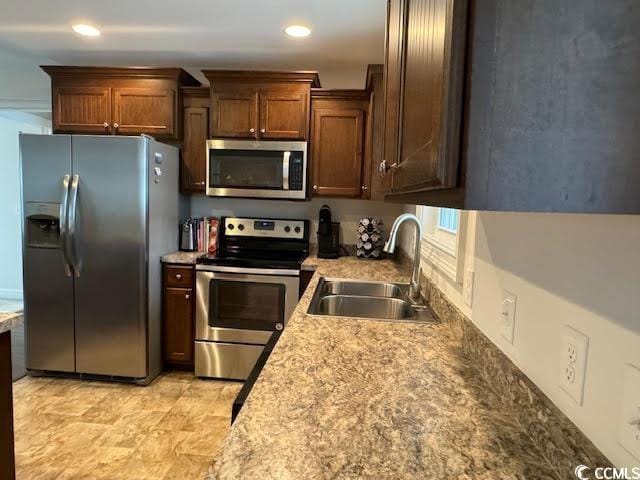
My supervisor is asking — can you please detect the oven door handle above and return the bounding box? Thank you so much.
[196,264,300,277]
[196,269,299,284]
[282,150,290,191]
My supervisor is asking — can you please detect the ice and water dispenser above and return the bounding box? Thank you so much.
[24,202,61,249]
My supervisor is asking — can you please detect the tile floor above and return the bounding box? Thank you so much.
[12,371,242,480]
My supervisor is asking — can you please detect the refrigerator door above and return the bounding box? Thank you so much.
[71,135,148,378]
[20,134,76,373]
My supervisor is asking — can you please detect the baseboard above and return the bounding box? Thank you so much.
[0,289,23,301]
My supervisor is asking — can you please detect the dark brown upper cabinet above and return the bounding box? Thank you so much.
[210,88,258,139]
[202,70,320,141]
[383,0,640,214]
[181,87,210,194]
[382,0,468,203]
[310,90,370,198]
[42,66,200,141]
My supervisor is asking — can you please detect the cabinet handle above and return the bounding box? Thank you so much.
[194,181,206,186]
[260,128,266,134]
[103,122,110,128]
[185,293,190,300]
[249,128,255,133]
[379,160,400,176]
[175,273,182,280]
[113,122,119,129]
[362,185,368,191]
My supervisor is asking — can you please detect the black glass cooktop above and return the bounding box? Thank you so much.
[197,250,307,270]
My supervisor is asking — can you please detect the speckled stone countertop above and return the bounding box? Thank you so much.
[0,308,23,335]
[206,255,562,480]
[161,251,202,265]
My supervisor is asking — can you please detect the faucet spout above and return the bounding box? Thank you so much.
[384,213,423,300]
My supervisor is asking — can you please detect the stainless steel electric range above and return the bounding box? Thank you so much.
[195,217,309,380]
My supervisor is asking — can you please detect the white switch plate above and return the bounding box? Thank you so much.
[619,364,640,461]
[559,326,589,406]
[499,290,517,344]
[463,269,474,308]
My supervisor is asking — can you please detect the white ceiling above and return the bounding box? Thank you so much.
[0,0,386,88]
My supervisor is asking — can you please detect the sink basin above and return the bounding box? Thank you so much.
[321,280,405,299]
[314,295,413,320]
[307,278,437,324]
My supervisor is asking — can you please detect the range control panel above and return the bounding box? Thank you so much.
[224,217,306,240]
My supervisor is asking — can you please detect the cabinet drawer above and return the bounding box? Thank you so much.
[164,266,194,288]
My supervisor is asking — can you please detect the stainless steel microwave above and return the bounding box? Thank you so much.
[206,140,307,199]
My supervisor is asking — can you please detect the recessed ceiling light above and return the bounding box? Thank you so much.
[284,25,311,38]
[72,24,101,37]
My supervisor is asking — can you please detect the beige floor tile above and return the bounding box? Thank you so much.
[14,371,237,480]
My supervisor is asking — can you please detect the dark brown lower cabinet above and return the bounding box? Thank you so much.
[0,331,15,480]
[162,265,195,368]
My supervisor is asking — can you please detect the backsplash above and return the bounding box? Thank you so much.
[416,268,613,475]
[189,195,406,246]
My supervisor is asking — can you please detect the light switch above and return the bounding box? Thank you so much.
[619,364,640,461]
[499,290,517,344]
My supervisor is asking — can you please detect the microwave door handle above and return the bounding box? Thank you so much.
[283,151,290,190]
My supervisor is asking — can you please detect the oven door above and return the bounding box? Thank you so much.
[196,267,300,344]
[206,140,307,199]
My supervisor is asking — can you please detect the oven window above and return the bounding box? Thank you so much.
[209,149,284,189]
[209,280,285,331]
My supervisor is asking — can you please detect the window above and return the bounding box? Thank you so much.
[419,206,466,283]
[438,208,459,233]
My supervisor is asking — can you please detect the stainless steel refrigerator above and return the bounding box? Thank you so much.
[19,134,179,385]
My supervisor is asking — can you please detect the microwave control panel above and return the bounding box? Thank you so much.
[289,154,304,191]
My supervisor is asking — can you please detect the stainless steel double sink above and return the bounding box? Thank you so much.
[307,278,437,323]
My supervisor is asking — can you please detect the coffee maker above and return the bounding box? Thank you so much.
[317,205,340,259]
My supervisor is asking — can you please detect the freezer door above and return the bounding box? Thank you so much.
[20,134,76,373]
[71,135,148,378]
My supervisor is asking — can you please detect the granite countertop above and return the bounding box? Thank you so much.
[206,255,560,480]
[161,251,202,265]
[0,303,24,335]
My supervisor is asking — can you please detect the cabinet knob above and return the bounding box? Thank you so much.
[249,128,255,133]
[103,122,110,128]
[362,185,368,191]
[185,293,190,300]
[175,273,182,280]
[260,128,266,134]
[313,185,318,191]
[113,122,120,129]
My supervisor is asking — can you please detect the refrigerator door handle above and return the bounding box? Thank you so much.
[59,174,72,277]
[68,174,81,277]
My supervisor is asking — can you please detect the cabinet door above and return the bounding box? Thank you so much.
[112,87,176,138]
[163,287,194,365]
[181,106,209,193]
[385,0,466,194]
[52,86,112,134]
[259,92,307,139]
[312,108,365,197]
[211,90,258,138]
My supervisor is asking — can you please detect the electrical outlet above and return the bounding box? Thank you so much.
[499,290,517,344]
[560,326,589,405]
[619,364,640,462]
[463,269,474,307]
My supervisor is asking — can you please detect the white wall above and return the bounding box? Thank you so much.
[0,48,52,110]
[410,208,640,468]
[0,111,51,299]
[190,196,405,245]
